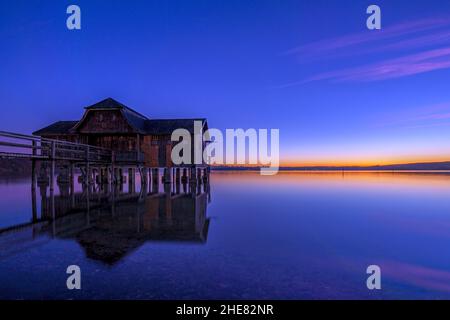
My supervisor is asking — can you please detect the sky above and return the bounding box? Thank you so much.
[2,0,450,166]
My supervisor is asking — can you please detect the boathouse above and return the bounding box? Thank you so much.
[33,98,209,168]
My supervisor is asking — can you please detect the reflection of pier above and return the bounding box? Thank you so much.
[0,165,211,265]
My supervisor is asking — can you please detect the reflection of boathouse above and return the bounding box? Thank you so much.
[54,194,209,264]
[40,180,210,264]
[0,168,211,265]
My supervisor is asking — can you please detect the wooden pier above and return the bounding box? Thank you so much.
[0,130,210,191]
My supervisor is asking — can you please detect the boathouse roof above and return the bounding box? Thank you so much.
[145,119,207,135]
[32,98,208,136]
[33,121,78,136]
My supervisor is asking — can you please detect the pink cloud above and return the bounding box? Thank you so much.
[279,16,450,86]
[285,17,450,60]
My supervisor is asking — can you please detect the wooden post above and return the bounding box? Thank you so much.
[111,151,116,184]
[175,168,181,194]
[118,169,124,192]
[136,134,140,153]
[147,167,151,193]
[197,173,202,195]
[190,166,197,182]
[31,140,37,221]
[197,168,202,185]
[141,167,148,186]
[50,141,56,193]
[50,185,56,234]
[86,178,91,226]
[182,168,188,193]
[70,163,75,208]
[31,168,37,222]
[31,141,37,186]
[49,141,56,226]
[85,145,90,185]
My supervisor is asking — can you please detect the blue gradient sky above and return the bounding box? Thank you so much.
[2,0,450,165]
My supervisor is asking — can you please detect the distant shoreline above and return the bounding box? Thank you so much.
[211,161,450,172]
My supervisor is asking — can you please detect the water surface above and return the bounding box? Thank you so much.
[1,171,450,299]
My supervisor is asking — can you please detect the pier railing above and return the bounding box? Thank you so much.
[0,131,112,163]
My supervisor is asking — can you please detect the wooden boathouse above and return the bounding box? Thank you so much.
[26,97,210,189]
[33,97,208,168]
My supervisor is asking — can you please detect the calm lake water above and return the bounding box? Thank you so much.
[1,171,450,299]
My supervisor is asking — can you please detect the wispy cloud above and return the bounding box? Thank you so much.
[382,260,450,292]
[281,16,450,85]
[305,47,450,83]
[375,101,450,129]
[285,17,450,60]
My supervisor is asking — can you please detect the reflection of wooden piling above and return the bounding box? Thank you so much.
[197,176,202,195]
[197,168,202,184]
[128,167,135,193]
[50,184,55,223]
[37,162,49,185]
[143,167,148,185]
[113,167,119,184]
[101,167,104,184]
[70,163,74,187]
[151,168,159,194]
[106,166,110,185]
[164,178,171,194]
[38,182,48,219]
[163,167,172,184]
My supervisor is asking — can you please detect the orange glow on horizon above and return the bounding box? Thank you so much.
[211,155,450,167]
[280,155,450,167]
